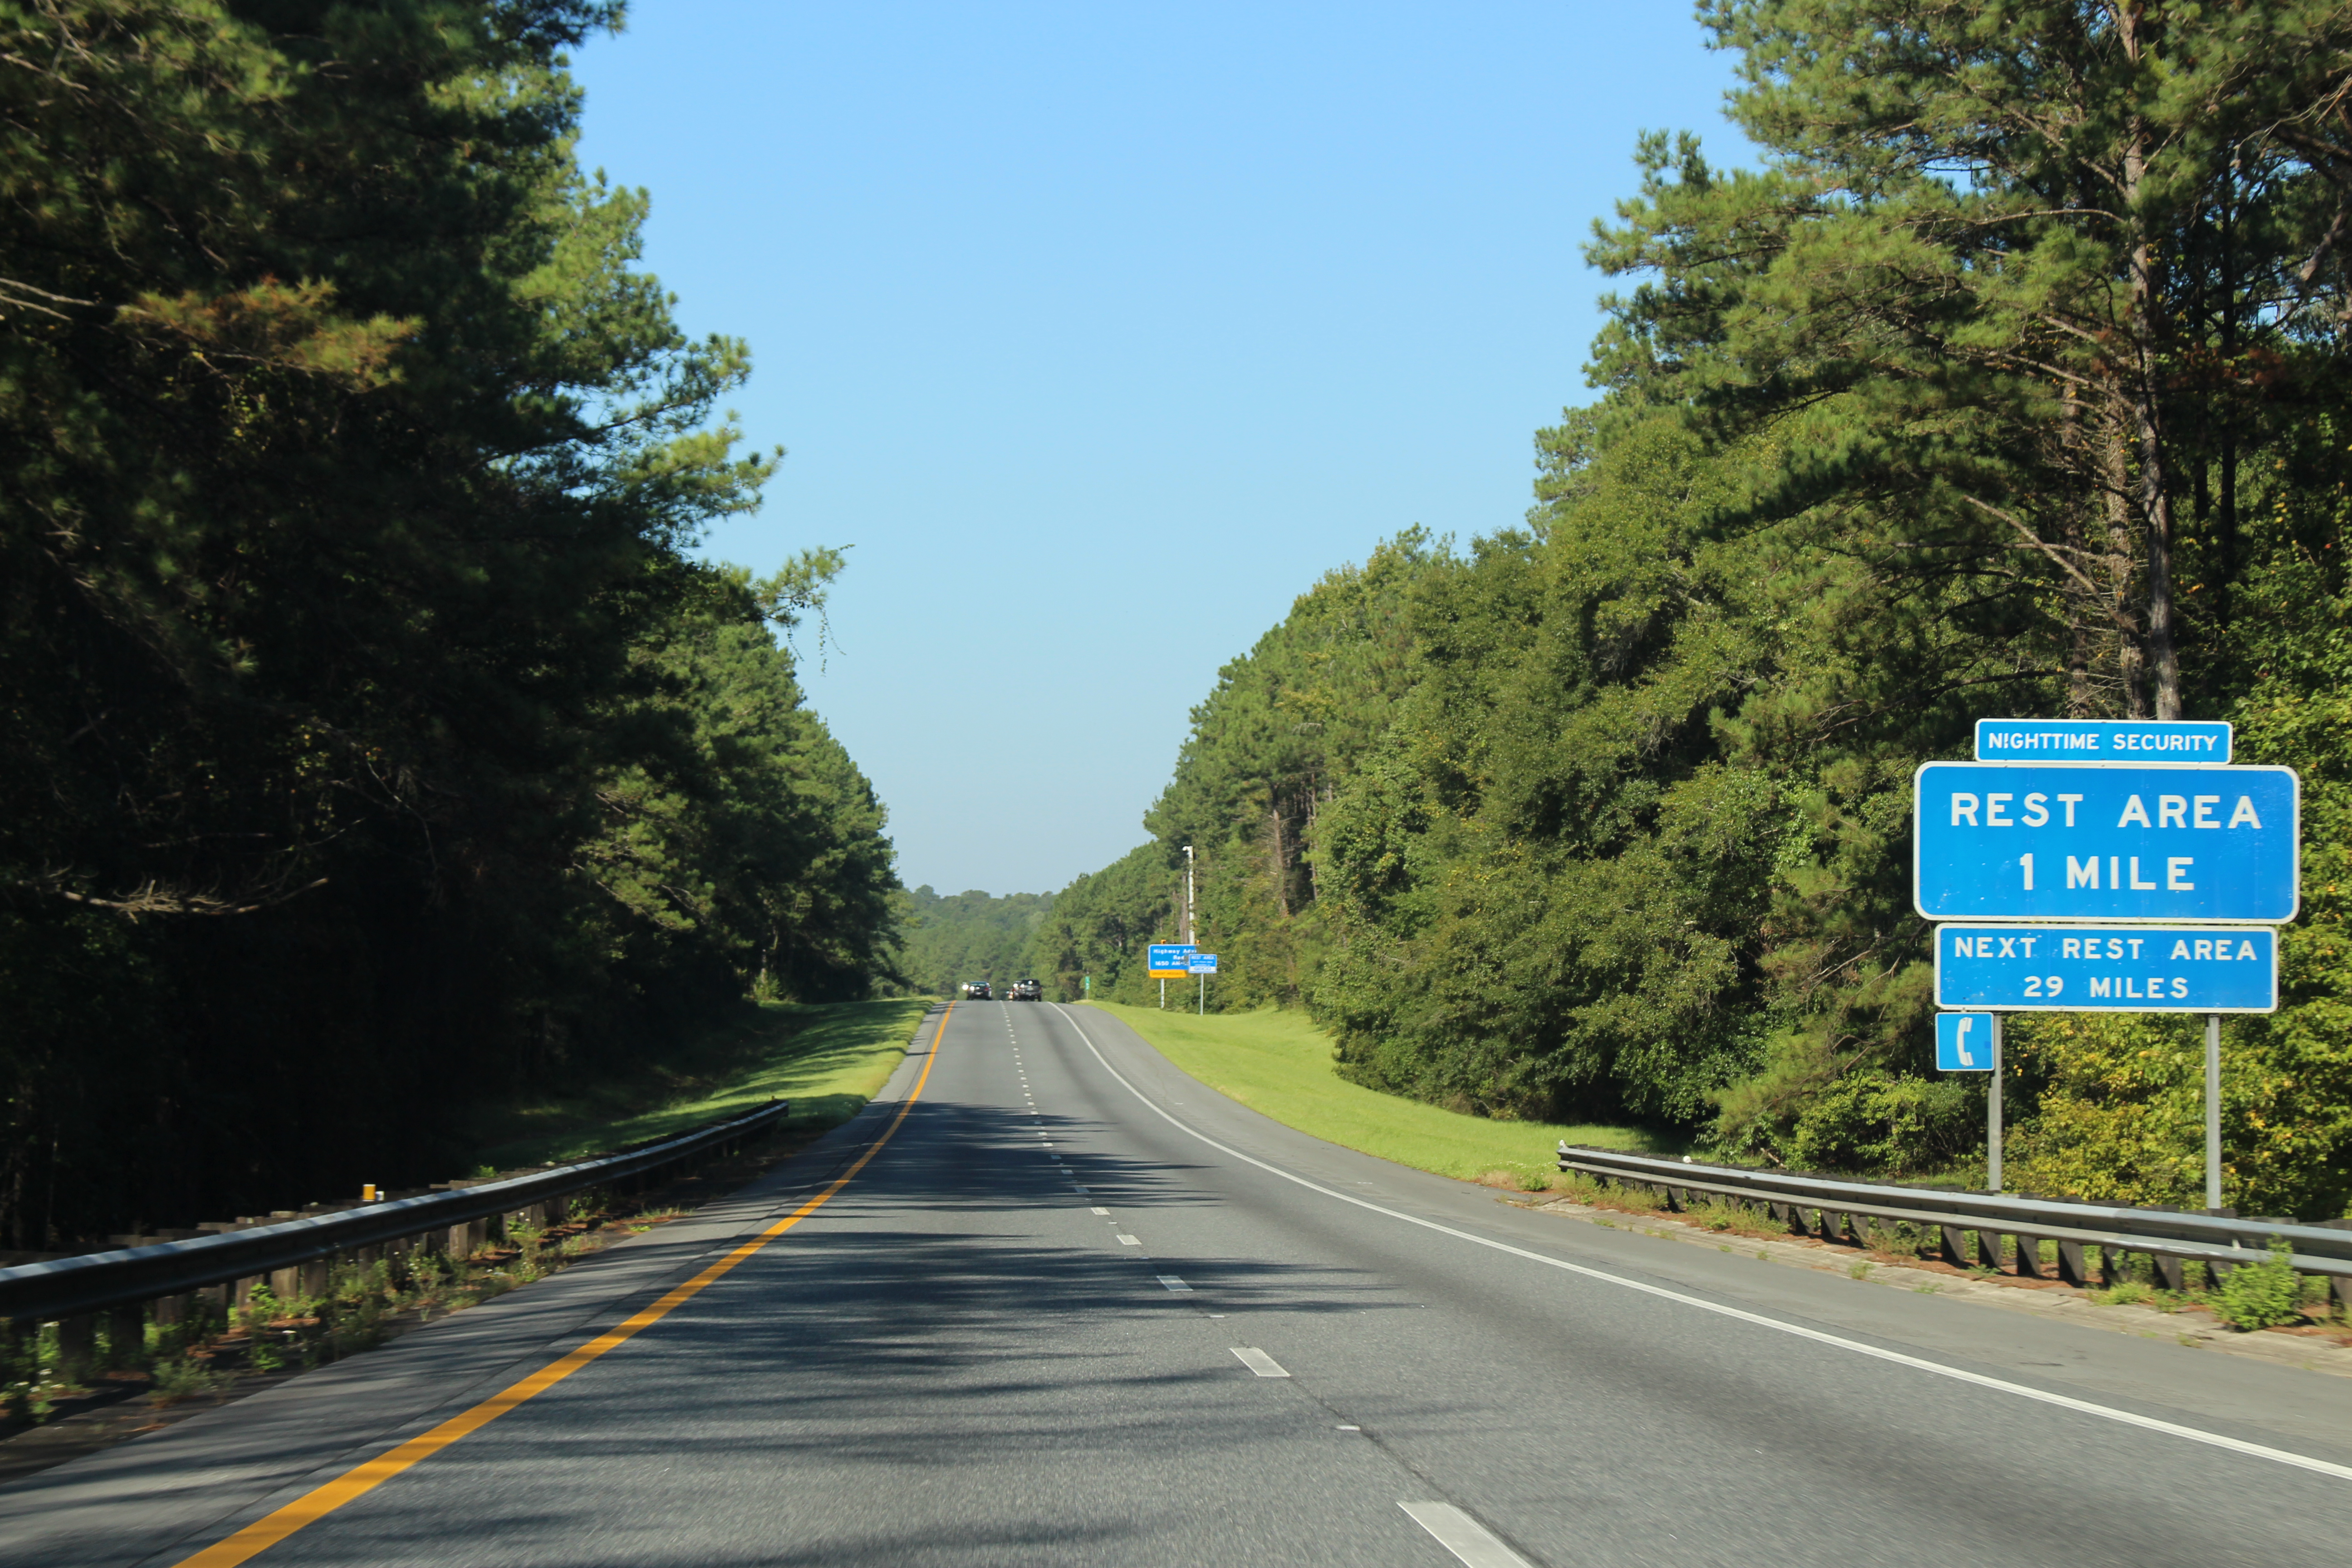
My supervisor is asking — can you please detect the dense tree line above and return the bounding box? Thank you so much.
[895,887,1052,997]
[0,1,897,1246]
[1039,0,2352,1219]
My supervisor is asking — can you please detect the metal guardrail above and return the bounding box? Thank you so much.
[0,1098,793,1325]
[1558,1145,2352,1299]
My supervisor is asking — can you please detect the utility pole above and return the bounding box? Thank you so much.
[1182,845,1194,944]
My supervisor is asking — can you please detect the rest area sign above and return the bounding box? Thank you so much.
[1935,924,2277,1013]
[1913,762,2298,923]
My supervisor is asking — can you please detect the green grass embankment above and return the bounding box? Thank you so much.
[474,997,931,1168]
[1085,1001,1678,1186]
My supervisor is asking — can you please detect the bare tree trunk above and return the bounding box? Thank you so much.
[2216,163,2240,631]
[1303,777,1322,905]
[2101,415,2150,718]
[2118,13,2183,718]
[1268,788,1290,920]
[2058,391,2100,715]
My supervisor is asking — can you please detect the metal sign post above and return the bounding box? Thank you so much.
[1187,953,1218,1015]
[1936,1013,1999,1189]
[2206,1013,2223,1211]
[1990,1014,2003,1192]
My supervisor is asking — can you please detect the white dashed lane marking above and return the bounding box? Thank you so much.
[1399,1502,1533,1568]
[1230,1348,1289,1378]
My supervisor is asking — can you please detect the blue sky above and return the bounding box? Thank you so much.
[570,2,1749,897]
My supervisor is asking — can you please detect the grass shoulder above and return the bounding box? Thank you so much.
[473,997,930,1168]
[1085,1000,1677,1186]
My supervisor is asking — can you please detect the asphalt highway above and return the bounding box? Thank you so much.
[5,999,2349,1566]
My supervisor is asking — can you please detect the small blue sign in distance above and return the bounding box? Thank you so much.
[1913,762,2298,923]
[1935,924,2277,1013]
[1936,1013,1994,1072]
[1146,942,1197,976]
[1974,718,2232,764]
[1187,953,1219,974]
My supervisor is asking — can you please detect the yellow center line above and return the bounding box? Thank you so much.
[175,1004,954,1568]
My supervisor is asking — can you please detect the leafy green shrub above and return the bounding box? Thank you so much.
[148,1359,223,1406]
[1785,1072,1980,1176]
[2212,1243,2307,1332]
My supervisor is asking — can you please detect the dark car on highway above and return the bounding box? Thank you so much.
[964,980,992,1000]
[1010,979,1042,1000]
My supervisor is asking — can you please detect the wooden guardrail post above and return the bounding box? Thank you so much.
[2152,1254,2186,1292]
[2055,1239,2089,1286]
[105,1301,144,1365]
[2012,1236,2042,1278]
[54,1313,97,1380]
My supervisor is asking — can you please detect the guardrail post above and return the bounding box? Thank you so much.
[2012,1236,2042,1279]
[55,1313,96,1380]
[1974,1229,2004,1270]
[2055,1240,2089,1286]
[1939,1225,1968,1267]
[2152,1254,2186,1293]
[105,1301,144,1365]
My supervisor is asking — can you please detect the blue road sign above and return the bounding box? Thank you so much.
[1936,1013,1994,1072]
[1146,943,1197,977]
[1974,719,2232,764]
[1935,924,2277,1013]
[1913,762,2298,923]
[1187,953,1219,974]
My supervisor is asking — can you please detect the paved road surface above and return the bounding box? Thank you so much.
[5,1000,2349,1566]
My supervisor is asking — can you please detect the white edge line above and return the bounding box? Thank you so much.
[1399,1501,1533,1568]
[1049,1004,2352,1485]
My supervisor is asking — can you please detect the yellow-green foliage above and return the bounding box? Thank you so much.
[1088,1001,1674,1183]
[2212,1243,2310,1332]
[2006,1013,2211,1208]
